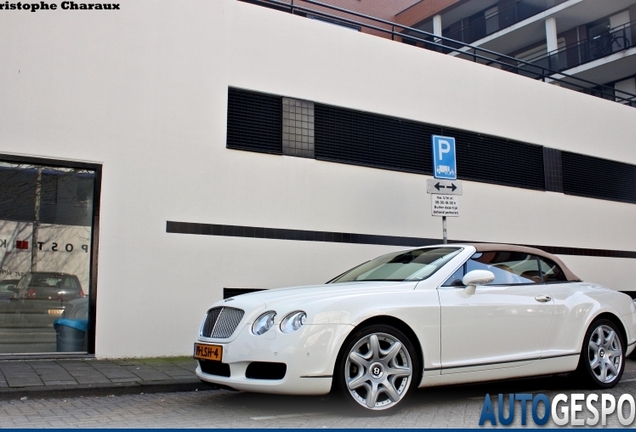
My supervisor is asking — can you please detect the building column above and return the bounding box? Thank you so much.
[545,17,558,53]
[433,14,442,42]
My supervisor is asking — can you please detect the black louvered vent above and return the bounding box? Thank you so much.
[562,152,636,203]
[315,103,544,190]
[543,147,563,193]
[315,104,432,175]
[226,88,636,204]
[448,129,545,190]
[227,88,282,154]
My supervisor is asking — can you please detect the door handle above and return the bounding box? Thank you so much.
[535,295,552,303]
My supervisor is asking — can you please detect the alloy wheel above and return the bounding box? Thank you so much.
[344,331,413,411]
[587,323,623,384]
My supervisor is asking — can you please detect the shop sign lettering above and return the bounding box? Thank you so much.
[0,239,88,252]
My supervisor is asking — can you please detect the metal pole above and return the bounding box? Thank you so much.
[31,166,42,272]
[442,216,447,244]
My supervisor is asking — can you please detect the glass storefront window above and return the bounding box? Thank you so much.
[0,160,98,355]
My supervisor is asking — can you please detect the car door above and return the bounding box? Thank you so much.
[533,255,587,358]
[438,251,554,373]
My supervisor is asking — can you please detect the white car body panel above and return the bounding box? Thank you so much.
[195,244,636,397]
[438,283,554,370]
[543,282,636,356]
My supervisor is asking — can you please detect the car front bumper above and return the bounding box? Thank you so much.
[195,322,352,395]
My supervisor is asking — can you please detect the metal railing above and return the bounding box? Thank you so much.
[443,0,566,45]
[242,0,636,107]
[523,21,634,74]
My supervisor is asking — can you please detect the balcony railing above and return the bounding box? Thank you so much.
[521,21,634,74]
[241,0,636,107]
[442,0,567,45]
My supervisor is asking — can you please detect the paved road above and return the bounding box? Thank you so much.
[1,358,635,428]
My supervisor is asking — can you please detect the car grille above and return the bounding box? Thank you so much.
[201,307,244,338]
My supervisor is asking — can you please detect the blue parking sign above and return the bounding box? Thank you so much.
[432,135,457,180]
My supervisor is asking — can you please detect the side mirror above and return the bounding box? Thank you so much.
[462,270,495,295]
[7,286,19,293]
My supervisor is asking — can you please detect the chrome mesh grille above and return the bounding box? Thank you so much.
[201,307,244,339]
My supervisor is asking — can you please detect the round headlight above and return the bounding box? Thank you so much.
[252,311,276,336]
[280,311,307,333]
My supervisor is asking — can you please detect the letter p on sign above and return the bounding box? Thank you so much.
[437,139,451,160]
[432,135,457,180]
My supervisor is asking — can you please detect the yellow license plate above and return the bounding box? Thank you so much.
[48,309,64,315]
[194,343,223,361]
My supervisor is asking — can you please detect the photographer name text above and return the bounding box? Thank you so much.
[0,1,119,11]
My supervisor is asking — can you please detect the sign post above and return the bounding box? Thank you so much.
[431,136,460,243]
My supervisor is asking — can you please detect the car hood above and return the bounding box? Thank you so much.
[215,281,421,324]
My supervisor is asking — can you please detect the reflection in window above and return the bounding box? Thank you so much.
[330,247,462,283]
[443,251,568,287]
[0,161,96,355]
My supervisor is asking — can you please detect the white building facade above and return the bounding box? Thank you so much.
[1,0,636,358]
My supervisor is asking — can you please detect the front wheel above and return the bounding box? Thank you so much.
[577,319,624,388]
[335,324,419,414]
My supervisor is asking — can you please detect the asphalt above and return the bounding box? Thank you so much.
[0,356,215,401]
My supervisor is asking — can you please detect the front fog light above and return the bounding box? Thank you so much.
[280,311,307,333]
[252,311,276,335]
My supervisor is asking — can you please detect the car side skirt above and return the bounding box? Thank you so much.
[418,354,579,388]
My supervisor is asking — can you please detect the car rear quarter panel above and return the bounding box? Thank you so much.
[543,282,636,357]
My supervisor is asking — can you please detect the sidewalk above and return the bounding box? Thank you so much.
[0,357,214,401]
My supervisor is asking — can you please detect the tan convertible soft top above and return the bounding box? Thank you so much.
[466,243,581,282]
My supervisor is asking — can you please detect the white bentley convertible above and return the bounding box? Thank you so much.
[194,244,636,413]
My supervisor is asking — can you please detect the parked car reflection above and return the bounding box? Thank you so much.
[9,272,85,315]
[0,279,20,304]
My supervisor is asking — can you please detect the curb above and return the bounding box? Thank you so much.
[0,379,217,401]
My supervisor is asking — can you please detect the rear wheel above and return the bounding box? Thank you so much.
[578,319,624,388]
[335,324,419,413]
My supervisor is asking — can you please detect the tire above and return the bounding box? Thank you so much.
[577,319,625,388]
[334,324,419,414]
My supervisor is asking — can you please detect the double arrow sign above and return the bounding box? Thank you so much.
[426,179,463,195]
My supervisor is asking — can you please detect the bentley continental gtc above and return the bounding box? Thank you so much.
[194,244,636,413]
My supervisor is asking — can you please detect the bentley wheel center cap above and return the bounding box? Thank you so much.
[370,363,384,379]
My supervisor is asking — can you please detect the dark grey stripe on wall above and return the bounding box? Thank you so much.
[166,221,436,247]
[166,221,636,259]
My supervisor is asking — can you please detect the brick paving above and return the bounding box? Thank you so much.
[0,357,211,401]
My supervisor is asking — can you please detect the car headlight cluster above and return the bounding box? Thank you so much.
[280,311,307,333]
[252,311,276,336]
[251,310,307,335]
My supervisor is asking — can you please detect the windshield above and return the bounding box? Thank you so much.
[329,247,462,283]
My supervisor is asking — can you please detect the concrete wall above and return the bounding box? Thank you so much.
[1,0,636,357]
